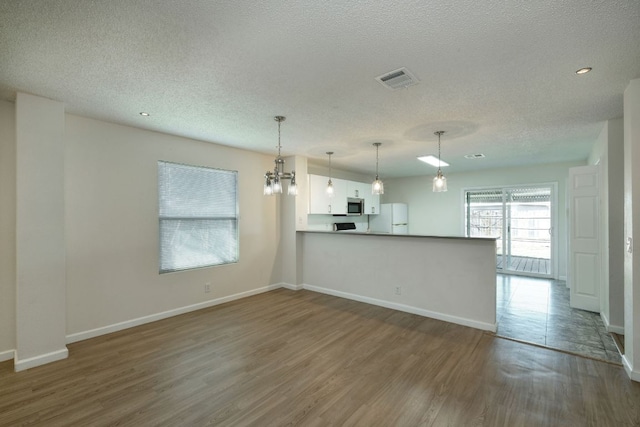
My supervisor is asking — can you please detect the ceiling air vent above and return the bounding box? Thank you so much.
[375,67,419,90]
[464,153,486,159]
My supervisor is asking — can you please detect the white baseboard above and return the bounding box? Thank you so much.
[302,284,497,333]
[622,355,640,382]
[600,312,625,334]
[280,283,303,291]
[66,284,282,344]
[14,347,68,372]
[0,349,15,363]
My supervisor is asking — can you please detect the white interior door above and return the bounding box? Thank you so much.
[569,165,600,312]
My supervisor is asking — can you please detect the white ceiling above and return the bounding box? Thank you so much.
[1,1,639,177]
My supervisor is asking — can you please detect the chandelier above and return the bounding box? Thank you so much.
[264,116,297,196]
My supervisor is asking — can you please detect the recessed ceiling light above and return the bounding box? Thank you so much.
[417,155,449,167]
[464,153,485,159]
[575,67,592,75]
[139,112,150,116]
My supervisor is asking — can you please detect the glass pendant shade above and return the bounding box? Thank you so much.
[432,131,447,193]
[287,172,298,195]
[371,142,384,195]
[263,176,273,195]
[326,151,334,197]
[326,179,334,197]
[433,170,447,192]
[272,175,282,194]
[372,177,384,195]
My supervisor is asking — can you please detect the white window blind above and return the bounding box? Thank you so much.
[158,161,238,273]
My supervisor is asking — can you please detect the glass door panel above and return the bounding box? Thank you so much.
[465,190,505,269]
[466,186,553,277]
[506,187,551,275]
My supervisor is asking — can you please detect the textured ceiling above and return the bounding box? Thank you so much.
[1,1,639,177]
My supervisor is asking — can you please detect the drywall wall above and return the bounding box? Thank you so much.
[64,115,282,338]
[382,161,586,279]
[15,93,68,370]
[608,118,625,330]
[589,118,625,332]
[300,232,496,331]
[623,79,640,381]
[0,100,16,361]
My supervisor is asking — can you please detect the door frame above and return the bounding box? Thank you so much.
[461,182,559,279]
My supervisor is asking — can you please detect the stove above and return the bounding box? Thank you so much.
[333,222,356,231]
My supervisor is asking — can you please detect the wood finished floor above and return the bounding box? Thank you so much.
[2,289,640,426]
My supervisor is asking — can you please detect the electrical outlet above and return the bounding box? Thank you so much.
[394,286,402,296]
[204,283,211,293]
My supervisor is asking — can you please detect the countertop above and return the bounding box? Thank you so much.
[297,229,496,241]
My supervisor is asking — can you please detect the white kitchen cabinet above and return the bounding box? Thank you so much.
[365,192,380,215]
[308,174,347,214]
[346,181,369,199]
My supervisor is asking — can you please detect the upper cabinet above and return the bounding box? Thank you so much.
[308,174,379,215]
[365,191,380,215]
[346,181,368,199]
[308,174,347,214]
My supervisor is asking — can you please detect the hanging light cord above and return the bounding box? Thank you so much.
[435,131,444,173]
[375,143,380,179]
[277,118,282,158]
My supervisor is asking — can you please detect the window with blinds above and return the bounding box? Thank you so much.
[158,161,238,273]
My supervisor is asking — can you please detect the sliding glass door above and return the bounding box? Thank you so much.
[465,185,555,278]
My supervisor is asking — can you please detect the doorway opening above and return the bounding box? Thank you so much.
[464,184,557,278]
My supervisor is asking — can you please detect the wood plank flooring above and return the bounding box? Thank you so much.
[2,289,640,426]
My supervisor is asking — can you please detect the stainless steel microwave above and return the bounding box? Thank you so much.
[347,198,364,215]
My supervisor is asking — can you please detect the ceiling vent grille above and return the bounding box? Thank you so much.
[464,153,486,159]
[375,67,419,90]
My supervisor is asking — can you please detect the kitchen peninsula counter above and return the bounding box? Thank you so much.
[299,229,496,241]
[296,230,497,332]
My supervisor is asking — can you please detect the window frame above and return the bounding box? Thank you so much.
[158,160,239,274]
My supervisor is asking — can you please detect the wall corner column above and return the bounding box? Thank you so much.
[623,79,640,381]
[15,93,68,371]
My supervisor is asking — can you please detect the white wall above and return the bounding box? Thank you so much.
[623,79,640,381]
[0,100,16,361]
[382,161,586,279]
[589,118,625,331]
[64,115,282,338]
[15,93,68,370]
[300,232,497,331]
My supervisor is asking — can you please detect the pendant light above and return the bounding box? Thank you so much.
[326,151,334,197]
[263,116,297,196]
[432,131,448,192]
[371,142,384,195]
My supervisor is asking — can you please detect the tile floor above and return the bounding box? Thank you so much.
[496,274,621,364]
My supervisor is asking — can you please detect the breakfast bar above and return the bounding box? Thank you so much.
[298,230,497,332]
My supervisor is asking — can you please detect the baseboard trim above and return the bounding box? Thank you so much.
[14,347,68,372]
[302,284,497,333]
[280,283,303,291]
[66,284,282,344]
[622,355,640,382]
[600,312,625,334]
[0,349,15,363]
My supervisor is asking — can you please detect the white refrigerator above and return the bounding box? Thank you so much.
[369,203,408,234]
